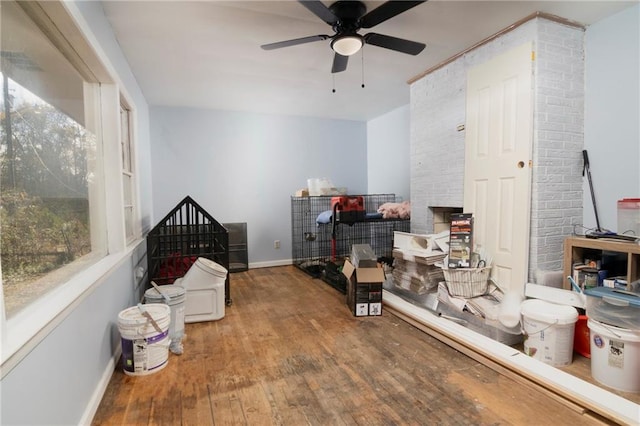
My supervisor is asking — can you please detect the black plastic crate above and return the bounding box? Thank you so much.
[323,260,349,293]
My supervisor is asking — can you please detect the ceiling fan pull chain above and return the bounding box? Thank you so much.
[361,48,365,88]
[332,74,336,93]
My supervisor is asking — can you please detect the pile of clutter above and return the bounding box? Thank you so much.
[387,230,522,345]
[117,257,228,376]
[388,227,640,394]
[389,230,447,295]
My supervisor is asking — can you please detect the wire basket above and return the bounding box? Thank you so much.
[442,267,491,298]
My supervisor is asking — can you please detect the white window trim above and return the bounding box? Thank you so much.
[0,242,142,377]
[120,101,141,244]
[0,1,144,372]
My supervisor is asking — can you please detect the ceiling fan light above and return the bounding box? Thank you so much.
[331,35,363,56]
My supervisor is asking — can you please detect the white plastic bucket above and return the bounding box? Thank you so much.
[521,299,578,366]
[180,257,227,323]
[145,285,186,354]
[588,318,640,392]
[118,303,171,376]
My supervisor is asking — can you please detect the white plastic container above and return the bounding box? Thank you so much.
[520,299,578,366]
[145,284,186,354]
[179,257,227,323]
[307,178,332,196]
[617,198,640,236]
[118,304,171,376]
[588,318,640,393]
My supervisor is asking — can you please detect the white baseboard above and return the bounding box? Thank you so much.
[80,343,121,425]
[248,259,293,269]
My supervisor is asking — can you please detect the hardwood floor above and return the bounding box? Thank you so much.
[93,266,615,425]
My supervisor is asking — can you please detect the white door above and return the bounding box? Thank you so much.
[464,42,533,294]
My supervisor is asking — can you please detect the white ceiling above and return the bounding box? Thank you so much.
[101,1,637,121]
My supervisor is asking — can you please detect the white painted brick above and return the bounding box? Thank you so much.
[410,17,584,281]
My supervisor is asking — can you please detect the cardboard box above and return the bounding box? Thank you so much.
[295,189,309,197]
[342,259,385,317]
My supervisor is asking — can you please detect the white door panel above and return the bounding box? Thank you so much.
[464,42,533,294]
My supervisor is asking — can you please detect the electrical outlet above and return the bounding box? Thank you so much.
[274,240,280,249]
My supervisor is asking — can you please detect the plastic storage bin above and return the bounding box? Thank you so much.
[617,198,640,236]
[584,286,640,329]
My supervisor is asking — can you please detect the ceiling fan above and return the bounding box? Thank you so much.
[261,1,427,73]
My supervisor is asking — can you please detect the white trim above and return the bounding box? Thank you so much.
[0,239,144,377]
[249,259,293,269]
[383,290,640,425]
[80,342,122,426]
[101,83,127,253]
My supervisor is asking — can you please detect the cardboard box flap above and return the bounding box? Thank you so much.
[356,267,385,283]
[342,259,385,283]
[342,260,356,280]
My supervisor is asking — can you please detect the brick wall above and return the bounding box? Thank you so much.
[410,17,584,281]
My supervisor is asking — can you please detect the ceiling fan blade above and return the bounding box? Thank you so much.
[364,33,425,55]
[261,35,330,50]
[299,0,339,25]
[332,53,348,73]
[360,1,426,29]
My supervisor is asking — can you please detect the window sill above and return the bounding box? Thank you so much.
[1,238,145,378]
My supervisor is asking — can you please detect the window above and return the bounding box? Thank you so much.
[0,0,109,318]
[120,104,136,243]
[1,0,136,365]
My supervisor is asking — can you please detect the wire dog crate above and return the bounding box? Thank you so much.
[147,196,231,305]
[291,194,410,291]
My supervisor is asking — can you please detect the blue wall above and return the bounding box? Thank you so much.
[367,104,411,202]
[150,107,368,265]
[584,4,640,231]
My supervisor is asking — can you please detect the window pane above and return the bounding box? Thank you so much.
[123,173,133,206]
[120,104,135,242]
[120,107,132,173]
[124,205,134,241]
[1,1,106,317]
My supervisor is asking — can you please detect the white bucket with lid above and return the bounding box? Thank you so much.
[145,284,186,354]
[180,257,227,323]
[521,299,578,366]
[118,303,171,376]
[588,318,640,392]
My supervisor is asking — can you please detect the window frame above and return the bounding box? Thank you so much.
[120,102,140,244]
[0,0,142,373]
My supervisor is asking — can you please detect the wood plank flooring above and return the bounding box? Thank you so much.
[93,266,617,425]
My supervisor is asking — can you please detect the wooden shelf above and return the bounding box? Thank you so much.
[562,236,640,289]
